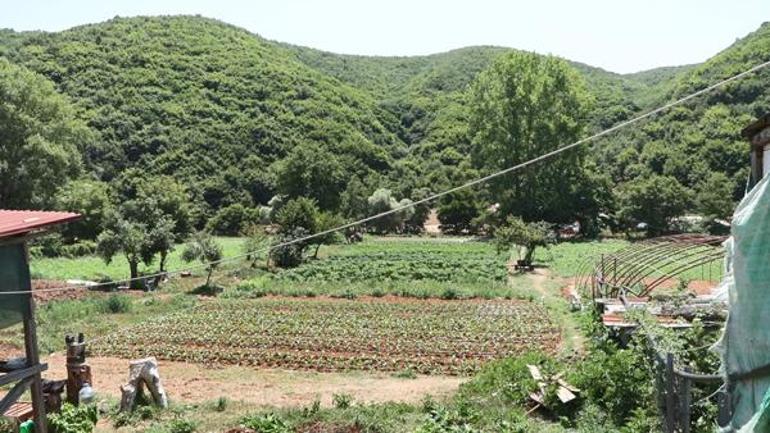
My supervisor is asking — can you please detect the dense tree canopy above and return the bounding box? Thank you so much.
[0,58,91,209]
[468,52,595,223]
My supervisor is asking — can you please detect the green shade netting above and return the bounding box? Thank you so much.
[717,173,770,432]
[0,243,31,329]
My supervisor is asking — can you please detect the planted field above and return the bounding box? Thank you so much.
[277,239,507,284]
[92,297,559,375]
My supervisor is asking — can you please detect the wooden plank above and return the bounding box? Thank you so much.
[527,365,543,381]
[0,364,47,387]
[3,402,33,419]
[0,377,33,414]
[557,378,580,393]
[556,385,577,403]
[529,392,545,405]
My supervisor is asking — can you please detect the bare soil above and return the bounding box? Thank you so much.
[31,280,89,303]
[423,209,441,234]
[42,354,464,408]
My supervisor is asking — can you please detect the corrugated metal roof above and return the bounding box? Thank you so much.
[0,210,81,239]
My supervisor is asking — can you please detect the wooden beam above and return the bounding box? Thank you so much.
[0,363,47,387]
[20,243,47,433]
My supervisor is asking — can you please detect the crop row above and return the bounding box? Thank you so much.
[92,298,559,375]
[276,251,508,283]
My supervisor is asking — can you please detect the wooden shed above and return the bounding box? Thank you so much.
[0,210,80,432]
[742,113,770,189]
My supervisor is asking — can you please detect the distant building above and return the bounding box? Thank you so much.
[742,113,770,189]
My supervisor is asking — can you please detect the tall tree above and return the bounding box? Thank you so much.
[0,59,91,208]
[274,142,346,211]
[55,179,111,241]
[618,175,691,236]
[181,231,223,286]
[468,52,593,224]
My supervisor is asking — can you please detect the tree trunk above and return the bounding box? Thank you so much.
[524,245,536,264]
[159,250,168,273]
[313,244,321,259]
[129,259,140,289]
[205,267,213,286]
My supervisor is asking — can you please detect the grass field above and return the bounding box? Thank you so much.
[29,237,246,281]
[535,239,628,277]
[92,297,560,375]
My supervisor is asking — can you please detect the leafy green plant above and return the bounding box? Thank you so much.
[215,396,228,412]
[167,418,197,433]
[241,413,290,433]
[101,294,132,314]
[394,368,418,379]
[333,393,353,409]
[48,403,98,433]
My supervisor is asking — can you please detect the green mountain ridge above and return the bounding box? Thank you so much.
[0,15,769,227]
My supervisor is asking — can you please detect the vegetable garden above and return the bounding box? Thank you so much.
[276,240,508,284]
[92,297,559,375]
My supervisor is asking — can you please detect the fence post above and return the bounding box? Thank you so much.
[600,254,605,296]
[680,371,691,433]
[666,353,675,433]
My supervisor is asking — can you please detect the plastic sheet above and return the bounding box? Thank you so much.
[716,174,770,432]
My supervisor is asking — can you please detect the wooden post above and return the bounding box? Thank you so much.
[665,353,675,433]
[65,334,92,405]
[680,373,691,433]
[20,244,47,433]
[600,254,605,296]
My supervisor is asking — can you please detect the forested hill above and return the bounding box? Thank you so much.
[0,16,404,212]
[0,15,768,237]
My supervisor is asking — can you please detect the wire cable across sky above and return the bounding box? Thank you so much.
[4,57,770,297]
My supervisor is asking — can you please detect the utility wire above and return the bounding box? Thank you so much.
[4,58,770,297]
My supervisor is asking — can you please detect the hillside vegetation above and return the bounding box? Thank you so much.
[0,16,769,244]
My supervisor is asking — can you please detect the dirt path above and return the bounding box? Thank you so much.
[508,264,585,356]
[43,354,463,408]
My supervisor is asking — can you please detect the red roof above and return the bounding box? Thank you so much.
[0,210,81,239]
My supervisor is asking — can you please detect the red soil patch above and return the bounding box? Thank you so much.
[31,280,89,303]
[687,280,717,296]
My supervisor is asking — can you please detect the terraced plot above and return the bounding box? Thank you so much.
[92,297,559,375]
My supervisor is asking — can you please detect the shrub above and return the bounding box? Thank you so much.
[60,241,98,257]
[440,288,459,300]
[31,233,64,258]
[101,294,132,314]
[181,232,223,285]
[437,189,480,235]
[366,188,413,234]
[167,418,197,433]
[241,413,290,433]
[206,204,261,236]
[274,197,319,233]
[270,227,309,268]
[215,397,228,412]
[459,351,560,406]
[332,393,353,409]
[48,402,97,433]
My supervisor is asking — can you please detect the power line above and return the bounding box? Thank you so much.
[4,57,770,297]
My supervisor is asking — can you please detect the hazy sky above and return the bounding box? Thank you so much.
[2,0,767,73]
